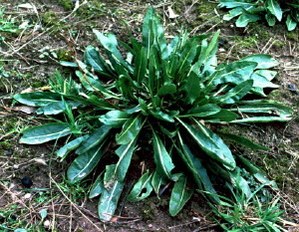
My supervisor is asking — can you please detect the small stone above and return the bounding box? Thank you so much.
[24,193,32,199]
[44,220,51,228]
[21,176,33,188]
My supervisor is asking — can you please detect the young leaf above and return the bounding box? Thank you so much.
[20,123,72,145]
[151,170,167,196]
[89,172,105,199]
[215,79,253,104]
[177,133,220,203]
[99,110,130,128]
[241,54,279,69]
[152,131,175,180]
[266,0,283,21]
[98,165,124,222]
[67,141,106,183]
[56,135,88,160]
[116,115,143,145]
[169,174,193,216]
[114,139,137,181]
[76,125,111,155]
[286,14,297,31]
[127,170,153,201]
[14,92,61,107]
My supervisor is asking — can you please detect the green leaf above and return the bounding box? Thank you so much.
[211,61,257,86]
[98,165,124,222]
[150,110,176,123]
[215,80,253,104]
[286,14,297,31]
[20,123,72,145]
[231,100,293,123]
[89,172,105,198]
[236,13,260,27]
[142,7,167,53]
[84,45,110,74]
[157,83,177,96]
[169,174,193,216]
[93,30,128,67]
[151,170,167,196]
[99,110,130,128]
[218,132,268,150]
[184,73,202,104]
[133,46,147,83]
[250,69,278,96]
[177,134,220,203]
[241,54,279,69]
[36,101,80,115]
[177,118,236,170]
[127,170,153,201]
[219,1,256,9]
[237,155,277,188]
[265,13,276,26]
[56,135,88,160]
[14,92,61,107]
[182,104,221,118]
[67,141,106,183]
[266,0,283,21]
[116,115,143,144]
[229,168,252,198]
[76,125,111,155]
[223,7,245,21]
[205,109,238,123]
[152,131,175,180]
[114,139,137,181]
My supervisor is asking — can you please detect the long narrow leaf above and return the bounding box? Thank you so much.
[177,118,236,170]
[116,115,143,145]
[152,131,175,180]
[67,141,107,183]
[20,123,72,145]
[169,174,193,216]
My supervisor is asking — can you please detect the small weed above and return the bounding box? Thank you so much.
[211,185,286,231]
[0,7,19,42]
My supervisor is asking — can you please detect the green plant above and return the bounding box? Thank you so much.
[219,0,299,31]
[211,184,286,231]
[0,7,18,41]
[14,8,292,222]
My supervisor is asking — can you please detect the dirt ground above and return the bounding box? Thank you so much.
[0,0,299,231]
